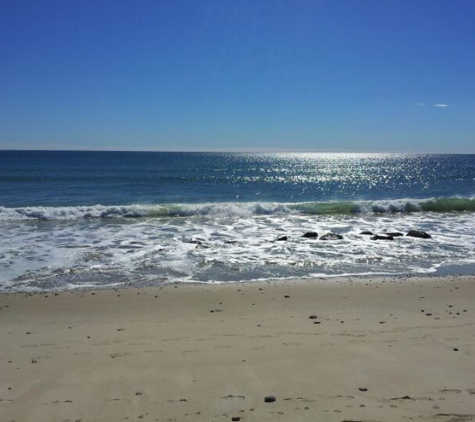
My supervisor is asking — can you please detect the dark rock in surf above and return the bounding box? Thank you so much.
[319,232,343,240]
[386,232,404,237]
[276,236,288,241]
[302,232,318,239]
[360,230,373,235]
[406,230,432,239]
[371,235,394,241]
[186,239,203,245]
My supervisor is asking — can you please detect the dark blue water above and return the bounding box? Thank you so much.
[1,151,475,208]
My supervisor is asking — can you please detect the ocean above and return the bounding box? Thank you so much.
[1,150,475,292]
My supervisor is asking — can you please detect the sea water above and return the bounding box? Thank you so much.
[1,151,475,292]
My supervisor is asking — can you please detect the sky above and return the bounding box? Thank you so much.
[1,0,474,153]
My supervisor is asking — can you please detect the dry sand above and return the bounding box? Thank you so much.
[1,276,475,422]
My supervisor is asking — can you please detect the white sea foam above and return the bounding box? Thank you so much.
[1,208,475,291]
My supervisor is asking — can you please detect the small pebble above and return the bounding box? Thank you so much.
[264,395,276,403]
[359,387,368,392]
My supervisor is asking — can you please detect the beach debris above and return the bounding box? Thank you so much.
[371,235,394,241]
[319,232,343,240]
[436,414,475,419]
[264,395,277,403]
[276,235,288,241]
[302,231,318,239]
[406,230,432,239]
[222,394,246,400]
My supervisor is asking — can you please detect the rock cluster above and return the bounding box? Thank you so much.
[275,230,431,242]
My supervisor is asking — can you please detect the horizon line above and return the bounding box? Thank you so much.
[1,147,474,154]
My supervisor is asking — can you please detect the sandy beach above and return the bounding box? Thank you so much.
[1,276,474,422]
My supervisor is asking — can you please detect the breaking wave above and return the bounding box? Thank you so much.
[1,197,475,221]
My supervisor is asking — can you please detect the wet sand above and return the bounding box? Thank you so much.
[1,276,475,422]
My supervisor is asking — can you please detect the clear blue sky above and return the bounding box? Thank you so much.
[1,0,474,152]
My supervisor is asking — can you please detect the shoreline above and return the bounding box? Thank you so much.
[4,271,474,295]
[1,276,474,421]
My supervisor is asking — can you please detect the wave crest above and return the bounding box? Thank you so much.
[1,197,474,221]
